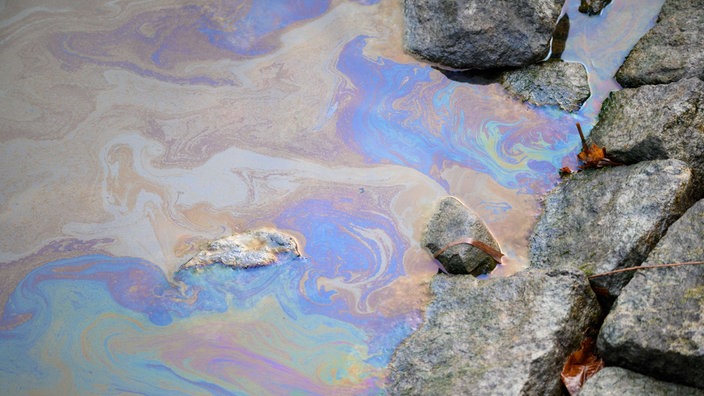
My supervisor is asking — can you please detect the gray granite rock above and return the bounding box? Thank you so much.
[500,60,590,112]
[403,0,565,70]
[597,199,704,389]
[616,0,704,87]
[182,229,301,269]
[578,0,612,16]
[589,78,704,193]
[388,268,601,395]
[580,367,704,396]
[422,196,500,276]
[529,160,694,299]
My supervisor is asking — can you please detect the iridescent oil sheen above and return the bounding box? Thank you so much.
[0,0,664,393]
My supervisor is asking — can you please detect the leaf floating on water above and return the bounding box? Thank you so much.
[561,337,604,395]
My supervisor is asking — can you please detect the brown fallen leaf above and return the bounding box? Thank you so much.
[559,166,574,177]
[561,337,604,395]
[575,123,621,169]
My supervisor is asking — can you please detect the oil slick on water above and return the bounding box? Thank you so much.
[0,0,664,393]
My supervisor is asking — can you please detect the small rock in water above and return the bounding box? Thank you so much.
[182,229,301,270]
[578,0,612,16]
[403,0,565,70]
[422,196,501,276]
[500,59,590,112]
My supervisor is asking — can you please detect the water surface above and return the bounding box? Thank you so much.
[0,0,664,393]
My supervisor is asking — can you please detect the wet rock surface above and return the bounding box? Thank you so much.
[616,0,704,87]
[387,268,601,395]
[589,77,704,192]
[402,0,565,70]
[421,196,500,275]
[578,0,612,16]
[181,229,301,270]
[597,199,704,389]
[500,60,590,112]
[580,367,704,396]
[529,159,694,298]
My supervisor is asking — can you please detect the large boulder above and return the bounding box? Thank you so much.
[422,196,500,276]
[403,0,565,70]
[597,199,704,389]
[500,60,590,112]
[589,78,704,193]
[580,367,704,396]
[529,160,694,299]
[181,229,301,270]
[387,269,601,395]
[616,0,704,87]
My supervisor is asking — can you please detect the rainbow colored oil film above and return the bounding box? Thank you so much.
[0,0,664,394]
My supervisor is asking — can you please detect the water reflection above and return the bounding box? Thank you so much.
[0,0,664,393]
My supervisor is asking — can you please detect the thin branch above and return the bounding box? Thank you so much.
[588,261,704,279]
[576,122,588,154]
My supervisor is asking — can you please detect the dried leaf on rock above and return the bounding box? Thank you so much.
[559,166,574,177]
[434,238,504,264]
[575,123,621,169]
[561,337,604,395]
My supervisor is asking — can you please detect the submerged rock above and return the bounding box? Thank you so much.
[403,0,565,70]
[529,160,694,299]
[578,0,612,16]
[182,229,301,270]
[580,367,704,396]
[388,268,601,395]
[589,77,704,192]
[421,196,500,276]
[616,0,704,87]
[597,199,704,389]
[500,60,590,112]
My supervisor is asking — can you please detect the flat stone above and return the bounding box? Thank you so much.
[500,60,590,112]
[388,268,601,395]
[529,159,694,298]
[589,77,704,192]
[181,229,301,270]
[421,196,500,276]
[597,199,704,389]
[580,367,704,396]
[616,0,704,87]
[403,0,565,70]
[578,0,612,16]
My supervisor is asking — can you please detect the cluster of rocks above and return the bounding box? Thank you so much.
[404,0,593,113]
[390,0,704,394]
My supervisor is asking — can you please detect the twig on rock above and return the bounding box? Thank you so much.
[588,261,704,279]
